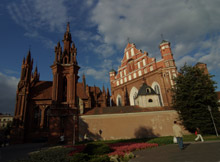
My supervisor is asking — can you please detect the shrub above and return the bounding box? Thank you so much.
[10,147,73,162]
[89,155,110,162]
[123,152,135,161]
[69,153,90,162]
[83,143,112,155]
[29,147,72,162]
[69,153,110,162]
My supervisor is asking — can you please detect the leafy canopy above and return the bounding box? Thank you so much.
[172,64,220,134]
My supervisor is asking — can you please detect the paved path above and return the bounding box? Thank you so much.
[129,141,220,162]
[0,143,45,162]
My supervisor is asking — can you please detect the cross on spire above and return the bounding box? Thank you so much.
[66,22,70,32]
[127,37,130,43]
[161,34,164,40]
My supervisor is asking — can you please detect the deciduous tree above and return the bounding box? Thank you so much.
[172,64,220,134]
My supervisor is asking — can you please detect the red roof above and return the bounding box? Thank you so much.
[77,83,88,99]
[84,106,173,115]
[31,81,52,100]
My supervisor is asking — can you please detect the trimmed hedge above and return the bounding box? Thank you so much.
[69,153,110,162]
[69,153,90,162]
[9,147,73,162]
[83,143,113,155]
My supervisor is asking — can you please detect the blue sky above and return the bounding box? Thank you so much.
[0,0,220,114]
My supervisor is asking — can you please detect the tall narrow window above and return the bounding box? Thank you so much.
[128,60,134,72]
[116,95,122,106]
[138,62,141,69]
[143,59,146,66]
[138,70,142,76]
[34,106,41,128]
[44,107,50,129]
[126,51,129,59]
[64,57,68,64]
[133,73,137,79]
[62,77,67,102]
[120,71,123,77]
[124,69,126,76]
[131,48,134,56]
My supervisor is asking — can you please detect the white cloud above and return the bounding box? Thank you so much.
[89,0,220,69]
[74,30,115,58]
[81,67,109,83]
[176,56,196,68]
[8,0,68,32]
[85,0,96,7]
[0,72,19,114]
[175,35,220,71]
[24,31,56,49]
[3,69,19,75]
[79,58,115,85]
[94,43,115,57]
[74,30,102,42]
[197,37,220,70]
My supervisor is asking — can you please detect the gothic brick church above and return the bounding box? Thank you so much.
[11,23,110,144]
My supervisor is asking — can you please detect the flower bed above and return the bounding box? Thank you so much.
[108,142,158,156]
[68,142,158,156]
[68,144,86,156]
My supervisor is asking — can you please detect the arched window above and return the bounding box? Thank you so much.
[62,77,67,102]
[116,94,122,106]
[152,82,163,106]
[129,87,138,106]
[34,106,41,128]
[127,59,134,73]
[146,88,151,93]
[63,57,68,64]
[148,99,153,102]
[44,107,50,129]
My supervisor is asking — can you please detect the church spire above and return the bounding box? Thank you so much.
[63,22,72,54]
[26,50,31,64]
[82,73,86,91]
[102,85,106,95]
[66,22,70,32]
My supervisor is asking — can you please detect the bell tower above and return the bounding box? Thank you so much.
[12,50,33,143]
[15,50,33,122]
[50,22,80,144]
[51,22,80,108]
[159,40,176,68]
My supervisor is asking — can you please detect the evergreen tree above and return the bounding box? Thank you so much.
[172,64,220,134]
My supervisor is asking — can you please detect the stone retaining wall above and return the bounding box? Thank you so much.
[79,110,189,141]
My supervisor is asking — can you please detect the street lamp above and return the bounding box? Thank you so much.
[207,106,219,136]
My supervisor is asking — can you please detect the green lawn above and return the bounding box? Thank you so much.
[77,134,220,146]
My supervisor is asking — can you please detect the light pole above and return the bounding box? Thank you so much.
[207,106,219,136]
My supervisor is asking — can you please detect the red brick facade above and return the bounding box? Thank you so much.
[110,40,178,107]
[11,23,110,144]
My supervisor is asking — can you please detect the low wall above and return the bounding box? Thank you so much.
[79,110,189,141]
